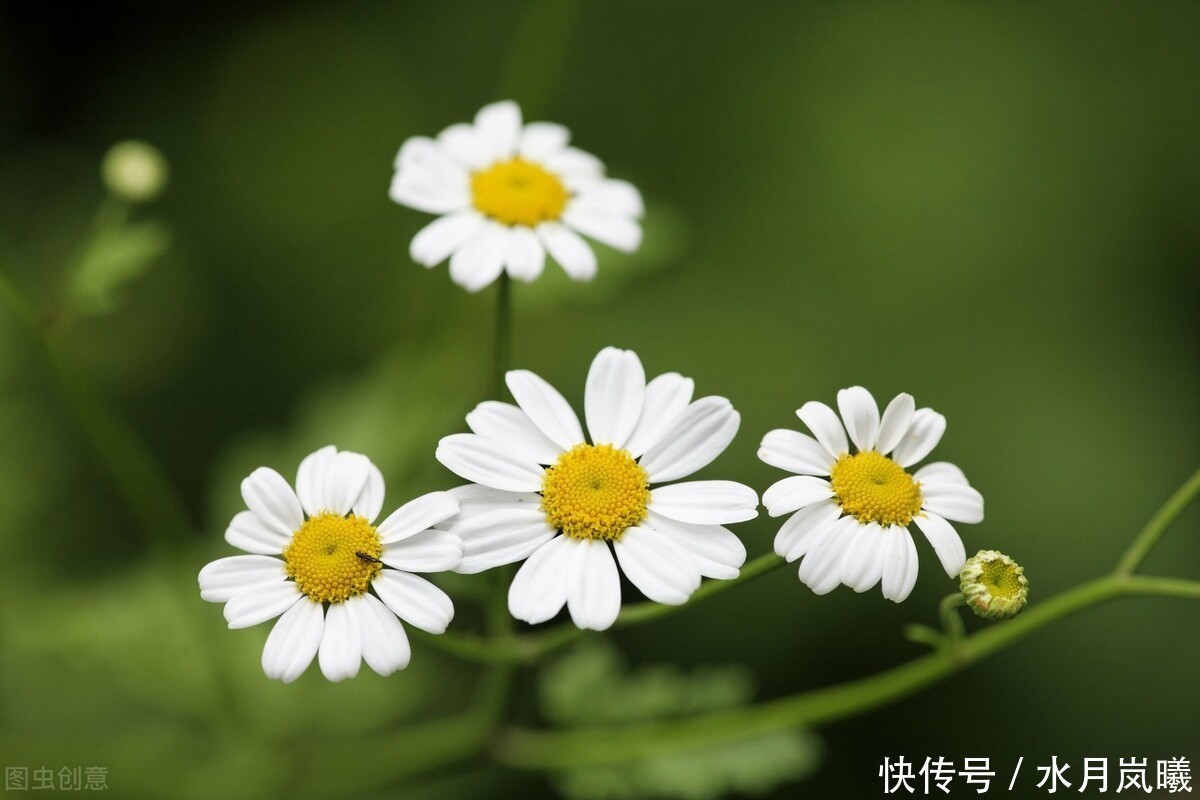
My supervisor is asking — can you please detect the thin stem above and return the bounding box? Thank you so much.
[938,593,966,646]
[497,0,583,117]
[492,574,1200,769]
[1115,467,1200,576]
[0,266,192,551]
[421,552,787,664]
[491,273,512,400]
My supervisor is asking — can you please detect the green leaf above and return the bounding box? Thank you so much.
[540,642,821,799]
[69,218,171,315]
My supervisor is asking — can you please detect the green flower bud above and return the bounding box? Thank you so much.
[959,550,1028,620]
[102,140,168,203]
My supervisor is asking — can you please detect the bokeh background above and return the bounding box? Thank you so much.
[2,1,1198,797]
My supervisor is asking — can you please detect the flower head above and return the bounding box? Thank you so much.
[198,446,463,682]
[758,387,984,602]
[390,101,644,291]
[102,140,168,203]
[960,550,1028,620]
[435,347,758,631]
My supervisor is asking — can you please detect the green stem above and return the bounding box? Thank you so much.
[491,273,512,400]
[492,574,1200,769]
[938,593,966,647]
[497,0,583,117]
[423,552,786,664]
[1115,466,1200,576]
[0,267,192,551]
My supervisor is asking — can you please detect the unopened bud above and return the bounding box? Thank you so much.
[102,140,168,203]
[960,550,1028,620]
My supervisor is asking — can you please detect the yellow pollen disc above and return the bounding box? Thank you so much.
[471,157,569,226]
[980,559,1023,600]
[829,451,923,527]
[541,444,650,541]
[283,513,382,603]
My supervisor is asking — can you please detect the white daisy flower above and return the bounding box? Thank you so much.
[390,100,644,292]
[758,387,984,603]
[198,446,463,682]
[434,347,758,631]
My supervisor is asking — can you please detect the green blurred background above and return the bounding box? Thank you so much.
[2,1,1198,797]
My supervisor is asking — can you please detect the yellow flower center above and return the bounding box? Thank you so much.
[283,513,382,603]
[471,157,569,226]
[980,559,1023,600]
[541,444,650,541]
[829,451,923,527]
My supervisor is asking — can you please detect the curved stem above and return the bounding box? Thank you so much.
[1115,466,1200,576]
[0,267,192,551]
[491,574,1200,769]
[423,552,786,664]
[938,593,966,646]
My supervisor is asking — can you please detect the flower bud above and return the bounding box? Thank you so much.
[959,550,1028,620]
[102,140,168,203]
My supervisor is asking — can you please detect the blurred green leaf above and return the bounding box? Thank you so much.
[69,217,171,316]
[540,641,820,799]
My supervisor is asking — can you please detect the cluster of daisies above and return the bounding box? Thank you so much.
[199,102,990,683]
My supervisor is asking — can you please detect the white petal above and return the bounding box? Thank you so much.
[451,507,557,574]
[381,529,463,573]
[584,347,646,448]
[913,513,968,577]
[353,462,386,523]
[757,429,834,476]
[798,516,856,595]
[466,401,562,465]
[876,393,916,456]
[538,222,597,281]
[223,581,302,629]
[645,511,746,580]
[507,535,573,624]
[241,467,304,538]
[436,433,545,492]
[921,485,984,525]
[505,369,584,449]
[323,451,372,516]
[614,526,701,605]
[199,555,286,602]
[565,538,621,631]
[376,491,460,543]
[393,135,469,181]
[295,445,337,518]
[318,601,362,682]
[474,100,522,160]
[389,174,469,215]
[881,525,920,603]
[762,475,835,518]
[796,401,850,460]
[562,207,643,253]
[261,598,324,683]
[409,211,486,267]
[502,225,546,283]
[449,222,507,292]
[892,408,947,468]
[624,373,694,457]
[519,121,571,161]
[390,137,470,212]
[437,123,492,170]
[350,592,411,676]
[772,499,841,562]
[639,397,739,483]
[224,510,290,555]
[649,480,759,525]
[567,178,644,218]
[374,569,455,634]
[441,484,541,527]
[913,461,970,488]
[544,146,605,179]
[839,522,886,593]
[837,386,880,453]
